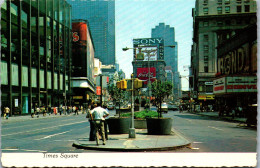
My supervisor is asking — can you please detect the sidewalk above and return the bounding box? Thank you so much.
[1,112,86,123]
[72,129,191,152]
[187,111,247,123]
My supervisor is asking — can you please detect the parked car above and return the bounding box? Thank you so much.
[157,102,168,113]
[107,104,114,110]
[168,104,178,111]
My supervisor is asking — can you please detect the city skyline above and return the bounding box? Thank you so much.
[116,0,195,90]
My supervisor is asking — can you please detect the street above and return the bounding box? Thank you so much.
[1,109,257,153]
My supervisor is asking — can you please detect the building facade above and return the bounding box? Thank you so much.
[67,0,116,66]
[1,0,72,115]
[152,23,181,99]
[71,20,95,107]
[213,24,257,116]
[191,0,257,108]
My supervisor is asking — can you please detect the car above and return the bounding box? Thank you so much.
[107,104,114,110]
[168,104,178,111]
[157,102,168,113]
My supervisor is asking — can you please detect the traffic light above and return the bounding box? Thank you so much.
[134,79,143,89]
[116,81,121,89]
[120,80,127,90]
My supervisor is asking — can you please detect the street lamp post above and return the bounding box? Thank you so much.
[129,73,135,138]
[123,45,175,111]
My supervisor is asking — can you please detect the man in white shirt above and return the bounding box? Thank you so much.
[90,103,109,145]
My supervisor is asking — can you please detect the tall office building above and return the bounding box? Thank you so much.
[191,0,257,107]
[67,0,116,66]
[151,23,181,99]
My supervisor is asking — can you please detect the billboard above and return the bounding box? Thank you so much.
[133,38,164,60]
[213,76,257,94]
[137,67,156,85]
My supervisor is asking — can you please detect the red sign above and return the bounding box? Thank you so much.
[72,32,80,42]
[137,67,156,84]
[96,86,101,95]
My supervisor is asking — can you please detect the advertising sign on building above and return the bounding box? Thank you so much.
[213,76,257,94]
[137,67,156,85]
[133,38,164,60]
[226,76,257,93]
[96,86,101,95]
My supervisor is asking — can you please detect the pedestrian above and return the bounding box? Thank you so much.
[31,107,35,118]
[73,106,76,115]
[42,106,46,116]
[4,106,10,120]
[89,103,109,145]
[102,104,109,140]
[59,106,62,115]
[86,104,96,141]
[36,106,40,118]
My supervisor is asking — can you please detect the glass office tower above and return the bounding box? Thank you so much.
[1,0,72,115]
[67,0,116,66]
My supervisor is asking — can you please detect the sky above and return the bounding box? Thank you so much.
[115,0,195,91]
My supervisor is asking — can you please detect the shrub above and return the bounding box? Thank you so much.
[120,110,161,119]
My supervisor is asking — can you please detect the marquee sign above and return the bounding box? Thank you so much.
[213,76,257,94]
[133,38,164,60]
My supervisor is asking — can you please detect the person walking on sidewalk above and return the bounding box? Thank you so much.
[36,106,40,118]
[4,106,10,120]
[87,104,96,141]
[89,103,109,145]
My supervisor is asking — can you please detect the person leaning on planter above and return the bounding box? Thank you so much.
[90,103,109,145]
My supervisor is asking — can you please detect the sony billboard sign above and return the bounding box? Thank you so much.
[133,38,164,60]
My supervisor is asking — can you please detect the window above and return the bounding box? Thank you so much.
[203,8,208,14]
[245,5,250,12]
[225,6,230,13]
[225,0,230,4]
[225,20,231,25]
[244,0,250,3]
[203,0,208,4]
[204,45,209,53]
[217,21,223,26]
[203,21,209,27]
[237,6,242,12]
[204,66,208,73]
[204,35,209,41]
[217,0,222,4]
[217,7,222,14]
[236,0,241,4]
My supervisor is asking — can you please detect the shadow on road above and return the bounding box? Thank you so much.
[174,114,219,121]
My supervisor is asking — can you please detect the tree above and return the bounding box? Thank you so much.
[151,80,173,118]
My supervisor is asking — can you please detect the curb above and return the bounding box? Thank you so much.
[72,141,191,152]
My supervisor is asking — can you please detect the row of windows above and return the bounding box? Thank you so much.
[1,61,68,90]
[203,0,250,5]
[202,17,254,27]
[203,5,250,14]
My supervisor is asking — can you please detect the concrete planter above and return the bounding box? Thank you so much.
[106,117,131,134]
[146,118,173,135]
[134,119,147,129]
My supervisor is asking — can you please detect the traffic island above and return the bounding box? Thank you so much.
[72,129,191,152]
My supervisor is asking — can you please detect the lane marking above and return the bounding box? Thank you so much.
[53,140,75,142]
[2,120,87,137]
[34,131,71,140]
[208,126,223,131]
[193,142,203,144]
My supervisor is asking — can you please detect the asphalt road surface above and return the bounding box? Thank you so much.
[165,111,257,152]
[1,109,257,153]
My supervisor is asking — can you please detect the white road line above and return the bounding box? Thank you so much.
[34,131,71,140]
[2,120,86,137]
[208,126,223,131]
[193,142,203,144]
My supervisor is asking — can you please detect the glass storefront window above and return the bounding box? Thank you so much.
[40,69,45,88]
[54,73,58,89]
[1,2,7,20]
[12,64,19,86]
[60,74,63,90]
[31,68,37,88]
[22,66,29,87]
[47,0,53,17]
[47,71,52,89]
[1,61,8,85]
[11,24,19,59]
[21,10,28,29]
[1,20,7,59]
[47,40,51,63]
[47,17,52,39]
[11,3,18,25]
[22,29,29,62]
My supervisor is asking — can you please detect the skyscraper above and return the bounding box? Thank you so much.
[151,23,181,99]
[67,0,116,66]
